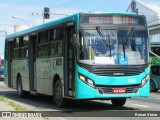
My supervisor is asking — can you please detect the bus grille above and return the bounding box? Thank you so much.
[96,85,140,94]
[78,63,148,76]
[92,68,142,76]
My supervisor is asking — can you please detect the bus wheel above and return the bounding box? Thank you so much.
[150,80,156,92]
[17,77,25,98]
[111,98,126,107]
[54,80,65,107]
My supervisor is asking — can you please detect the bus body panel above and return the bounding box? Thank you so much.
[150,65,160,90]
[36,58,50,94]
[36,57,64,95]
[76,64,150,99]
[4,60,8,86]
[76,80,149,99]
[150,73,160,89]
[153,78,160,89]
[77,65,150,85]
[6,14,80,40]
[12,59,29,91]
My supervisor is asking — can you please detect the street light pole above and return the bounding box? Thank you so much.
[12,16,31,27]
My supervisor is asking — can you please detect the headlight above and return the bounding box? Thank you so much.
[79,74,86,81]
[86,79,94,87]
[78,74,95,88]
[141,74,150,86]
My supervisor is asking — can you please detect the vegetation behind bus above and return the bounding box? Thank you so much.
[150,56,160,66]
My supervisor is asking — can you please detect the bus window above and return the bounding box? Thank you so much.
[5,42,9,60]
[13,38,20,59]
[38,30,48,43]
[50,41,62,56]
[15,38,20,47]
[53,27,62,41]
[50,27,62,57]
[21,36,29,58]
[38,30,49,57]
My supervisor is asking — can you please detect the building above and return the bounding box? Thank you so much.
[127,0,160,56]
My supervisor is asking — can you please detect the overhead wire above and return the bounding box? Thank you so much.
[30,0,85,16]
[52,0,80,8]
[13,0,89,26]
[52,0,88,11]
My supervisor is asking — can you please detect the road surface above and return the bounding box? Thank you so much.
[0,81,160,120]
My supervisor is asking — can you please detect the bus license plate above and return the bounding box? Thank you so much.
[113,88,126,94]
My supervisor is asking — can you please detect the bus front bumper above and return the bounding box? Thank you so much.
[76,78,150,99]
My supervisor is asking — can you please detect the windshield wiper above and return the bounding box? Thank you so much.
[120,28,135,59]
[129,27,135,37]
[96,26,111,57]
[122,37,126,59]
[126,27,135,50]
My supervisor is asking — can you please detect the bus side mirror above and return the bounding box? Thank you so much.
[73,34,79,46]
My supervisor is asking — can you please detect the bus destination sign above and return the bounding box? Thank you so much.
[81,14,145,25]
[89,17,111,24]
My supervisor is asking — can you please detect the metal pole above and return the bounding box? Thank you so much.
[12,16,31,27]
[150,51,160,59]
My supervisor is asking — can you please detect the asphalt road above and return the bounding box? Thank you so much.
[0,81,160,120]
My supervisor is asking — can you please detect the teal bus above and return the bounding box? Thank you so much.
[4,12,150,107]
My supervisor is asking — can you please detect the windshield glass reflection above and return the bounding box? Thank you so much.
[78,29,148,65]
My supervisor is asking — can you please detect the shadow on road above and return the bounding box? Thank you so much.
[0,90,137,112]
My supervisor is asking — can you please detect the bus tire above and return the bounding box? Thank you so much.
[17,77,25,98]
[150,80,157,92]
[111,98,126,107]
[54,80,66,107]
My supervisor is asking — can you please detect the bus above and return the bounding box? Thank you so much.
[150,65,160,92]
[150,50,160,92]
[4,12,150,107]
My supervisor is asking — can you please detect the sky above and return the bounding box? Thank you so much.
[0,0,160,56]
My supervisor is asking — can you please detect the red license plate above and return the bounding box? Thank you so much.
[113,88,126,94]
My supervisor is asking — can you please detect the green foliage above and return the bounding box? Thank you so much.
[150,56,160,66]
[0,95,6,101]
[0,95,26,110]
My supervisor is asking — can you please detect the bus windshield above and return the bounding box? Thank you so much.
[78,29,148,65]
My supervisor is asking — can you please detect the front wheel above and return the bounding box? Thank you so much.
[111,98,126,107]
[150,80,159,92]
[54,80,66,107]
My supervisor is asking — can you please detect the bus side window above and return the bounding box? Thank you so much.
[50,27,62,57]
[5,41,9,60]
[21,36,29,58]
[13,38,20,59]
[38,30,49,57]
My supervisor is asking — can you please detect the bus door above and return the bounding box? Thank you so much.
[29,35,37,92]
[8,41,13,87]
[64,25,76,97]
